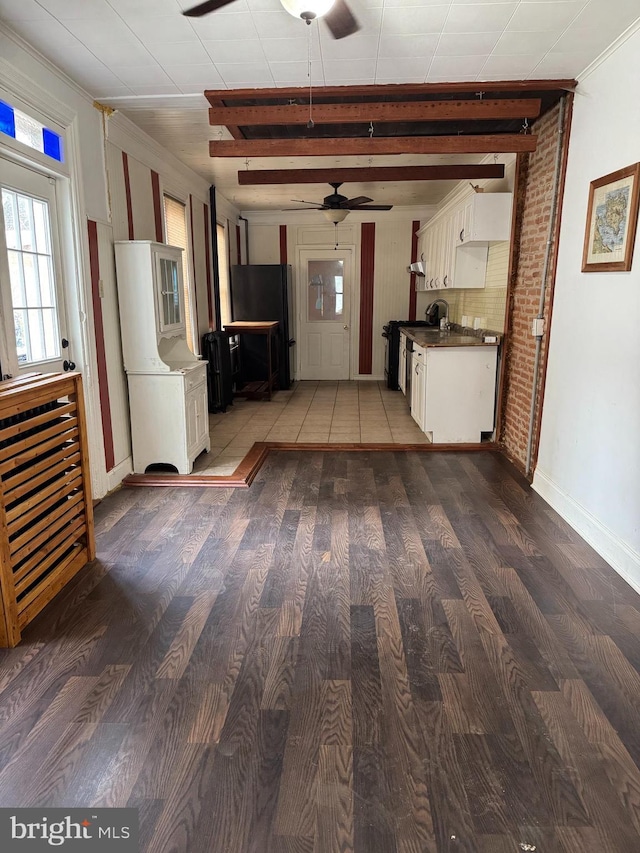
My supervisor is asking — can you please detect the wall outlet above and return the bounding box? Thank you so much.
[473,317,486,329]
[462,315,470,326]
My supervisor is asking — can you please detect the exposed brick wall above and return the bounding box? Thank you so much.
[500,99,572,473]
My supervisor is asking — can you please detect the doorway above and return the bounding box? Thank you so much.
[297,247,352,381]
[0,157,69,378]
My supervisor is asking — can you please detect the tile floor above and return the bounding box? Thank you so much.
[192,380,429,476]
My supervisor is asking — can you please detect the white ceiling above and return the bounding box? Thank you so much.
[1,0,638,210]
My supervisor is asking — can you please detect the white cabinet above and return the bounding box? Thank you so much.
[399,331,407,395]
[410,345,426,430]
[115,240,210,475]
[416,192,512,292]
[455,193,512,245]
[421,346,498,443]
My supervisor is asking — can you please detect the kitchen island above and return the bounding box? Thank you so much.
[403,327,499,443]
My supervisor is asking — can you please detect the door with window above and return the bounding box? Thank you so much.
[298,248,351,380]
[0,158,68,378]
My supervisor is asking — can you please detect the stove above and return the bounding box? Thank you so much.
[382,320,437,390]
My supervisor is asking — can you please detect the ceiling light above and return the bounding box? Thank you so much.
[280,0,336,23]
[322,208,349,223]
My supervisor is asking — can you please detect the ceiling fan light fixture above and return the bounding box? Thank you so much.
[280,0,336,23]
[322,208,349,223]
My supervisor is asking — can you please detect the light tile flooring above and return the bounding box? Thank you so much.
[192,380,430,476]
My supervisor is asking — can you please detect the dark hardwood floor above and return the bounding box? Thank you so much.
[1,450,639,852]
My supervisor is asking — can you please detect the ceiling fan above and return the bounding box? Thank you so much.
[182,0,360,40]
[287,182,393,221]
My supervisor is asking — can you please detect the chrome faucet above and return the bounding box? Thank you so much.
[426,298,449,326]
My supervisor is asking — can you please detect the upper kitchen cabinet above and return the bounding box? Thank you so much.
[416,191,513,291]
[455,193,513,245]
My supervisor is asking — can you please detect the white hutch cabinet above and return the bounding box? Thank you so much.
[114,241,210,474]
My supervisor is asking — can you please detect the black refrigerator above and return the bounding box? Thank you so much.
[229,264,295,391]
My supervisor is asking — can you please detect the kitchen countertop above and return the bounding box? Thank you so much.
[403,327,500,348]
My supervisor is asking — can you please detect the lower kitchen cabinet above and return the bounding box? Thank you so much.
[399,331,408,395]
[410,345,426,430]
[414,346,498,443]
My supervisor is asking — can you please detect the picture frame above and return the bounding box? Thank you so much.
[582,162,640,272]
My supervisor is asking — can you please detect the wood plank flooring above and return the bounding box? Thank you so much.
[1,450,640,852]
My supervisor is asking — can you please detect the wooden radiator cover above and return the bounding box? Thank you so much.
[0,372,95,647]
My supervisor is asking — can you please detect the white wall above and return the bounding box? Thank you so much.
[534,23,640,592]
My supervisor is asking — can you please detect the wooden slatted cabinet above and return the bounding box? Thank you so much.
[0,372,95,647]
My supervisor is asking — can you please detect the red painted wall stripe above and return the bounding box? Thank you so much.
[87,219,115,472]
[188,195,201,342]
[151,170,163,242]
[359,222,375,375]
[279,224,287,264]
[236,223,241,264]
[409,219,420,321]
[122,151,134,240]
[204,202,214,329]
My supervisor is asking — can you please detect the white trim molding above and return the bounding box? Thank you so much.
[532,469,640,595]
[107,456,133,494]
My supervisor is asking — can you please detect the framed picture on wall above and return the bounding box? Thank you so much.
[582,162,640,272]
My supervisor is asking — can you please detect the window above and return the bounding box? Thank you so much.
[0,100,63,162]
[2,187,60,365]
[216,222,232,328]
[163,194,195,351]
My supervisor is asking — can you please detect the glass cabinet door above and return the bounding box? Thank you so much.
[157,255,182,332]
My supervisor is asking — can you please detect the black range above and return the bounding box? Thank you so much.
[382,320,437,390]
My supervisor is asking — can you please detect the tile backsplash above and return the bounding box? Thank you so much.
[444,241,509,332]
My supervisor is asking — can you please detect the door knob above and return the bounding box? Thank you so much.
[343,324,349,330]
[61,338,69,348]
[63,360,76,372]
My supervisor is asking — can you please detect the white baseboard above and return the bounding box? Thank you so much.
[106,456,133,494]
[532,469,640,595]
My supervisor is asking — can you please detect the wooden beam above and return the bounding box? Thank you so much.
[210,135,537,158]
[204,80,576,106]
[238,164,506,185]
[209,99,541,127]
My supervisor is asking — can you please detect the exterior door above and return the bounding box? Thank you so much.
[0,157,68,378]
[298,248,351,380]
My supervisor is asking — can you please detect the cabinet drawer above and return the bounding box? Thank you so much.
[184,365,206,392]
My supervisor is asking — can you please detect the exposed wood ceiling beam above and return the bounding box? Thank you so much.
[204,80,576,105]
[237,164,506,185]
[211,135,537,158]
[209,99,541,127]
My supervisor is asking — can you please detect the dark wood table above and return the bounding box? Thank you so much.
[224,321,280,401]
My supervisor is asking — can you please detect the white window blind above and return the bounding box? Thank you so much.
[217,223,232,328]
[163,195,195,352]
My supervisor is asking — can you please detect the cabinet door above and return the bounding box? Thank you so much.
[155,252,184,334]
[432,221,443,290]
[399,342,407,394]
[186,381,207,453]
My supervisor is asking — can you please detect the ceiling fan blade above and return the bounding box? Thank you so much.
[323,0,360,39]
[283,205,325,210]
[291,199,327,207]
[345,196,373,207]
[182,0,236,17]
[351,204,393,210]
